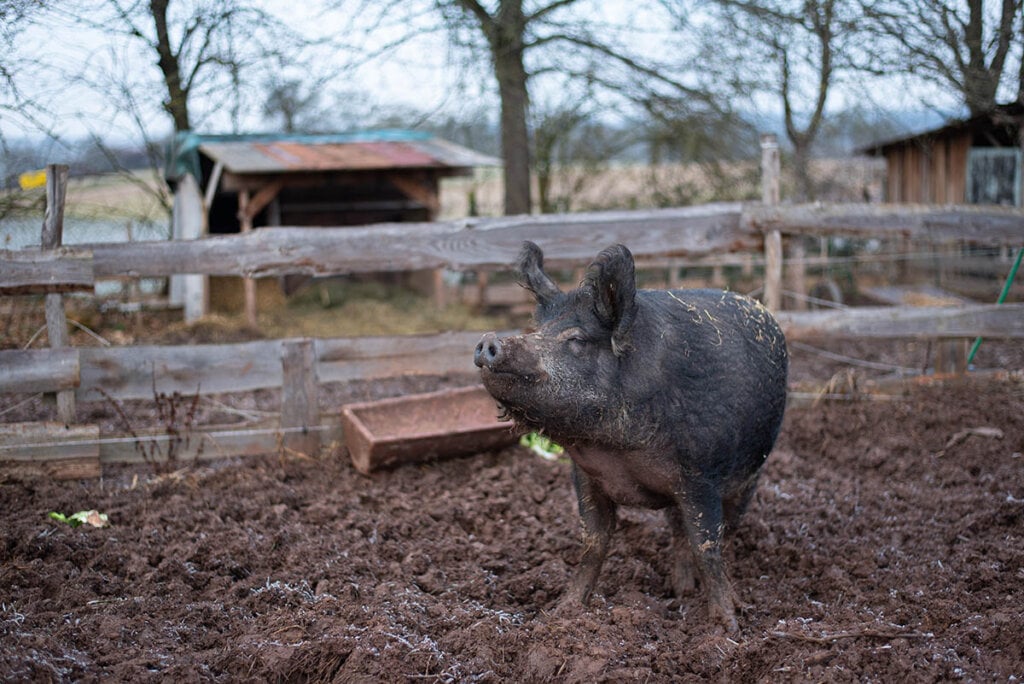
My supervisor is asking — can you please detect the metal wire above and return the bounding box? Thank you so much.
[0,424,332,453]
[787,340,919,373]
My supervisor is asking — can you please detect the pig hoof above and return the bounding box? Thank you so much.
[670,565,697,597]
[552,594,584,616]
[554,584,594,613]
[710,600,739,633]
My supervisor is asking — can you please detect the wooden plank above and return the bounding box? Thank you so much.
[23,202,1013,283]
[785,239,808,310]
[0,348,80,393]
[73,332,487,403]
[97,420,285,464]
[764,231,782,311]
[204,161,224,210]
[71,303,1024,405]
[281,339,320,456]
[0,248,94,295]
[316,331,486,384]
[0,423,100,480]
[761,135,784,311]
[778,304,1024,341]
[388,172,440,218]
[77,340,285,402]
[239,188,259,327]
[41,165,68,249]
[745,203,1024,246]
[761,134,781,205]
[83,204,751,278]
[935,339,968,375]
[239,179,284,221]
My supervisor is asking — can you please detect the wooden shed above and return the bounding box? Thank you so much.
[166,130,500,231]
[164,130,500,322]
[862,104,1022,207]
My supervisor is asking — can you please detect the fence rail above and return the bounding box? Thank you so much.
[3,191,1023,478]
[4,203,1022,290]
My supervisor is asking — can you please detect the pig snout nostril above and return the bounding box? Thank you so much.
[474,333,502,368]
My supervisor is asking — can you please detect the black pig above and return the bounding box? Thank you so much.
[474,241,788,631]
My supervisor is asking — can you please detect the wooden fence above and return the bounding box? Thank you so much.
[2,164,1023,478]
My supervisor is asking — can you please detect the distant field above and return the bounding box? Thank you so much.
[443,157,884,217]
[61,169,170,221]
[6,157,885,228]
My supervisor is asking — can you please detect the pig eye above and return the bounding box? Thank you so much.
[566,336,587,355]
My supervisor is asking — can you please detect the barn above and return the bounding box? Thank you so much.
[163,130,500,321]
[862,103,1022,206]
[165,129,500,231]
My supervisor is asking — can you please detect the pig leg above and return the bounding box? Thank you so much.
[665,507,697,596]
[674,488,739,632]
[561,463,617,608]
[723,468,762,532]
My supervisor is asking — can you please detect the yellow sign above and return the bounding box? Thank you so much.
[18,169,47,190]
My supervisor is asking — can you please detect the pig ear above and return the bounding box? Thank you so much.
[584,244,638,356]
[517,241,561,306]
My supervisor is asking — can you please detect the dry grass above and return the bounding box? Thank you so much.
[253,279,512,339]
[19,157,883,226]
[63,170,170,222]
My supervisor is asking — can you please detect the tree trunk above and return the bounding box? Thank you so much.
[792,137,813,202]
[494,46,531,215]
[150,0,191,132]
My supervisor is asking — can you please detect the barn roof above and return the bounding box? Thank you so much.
[860,103,1023,156]
[166,130,501,185]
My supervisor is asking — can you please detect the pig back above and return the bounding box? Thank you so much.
[627,288,788,471]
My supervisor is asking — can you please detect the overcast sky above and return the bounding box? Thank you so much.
[5,2,475,142]
[2,1,986,147]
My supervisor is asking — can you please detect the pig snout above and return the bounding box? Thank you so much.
[474,332,503,369]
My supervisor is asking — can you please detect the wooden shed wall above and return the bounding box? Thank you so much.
[884,132,970,203]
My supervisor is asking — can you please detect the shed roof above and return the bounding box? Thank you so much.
[166,130,501,184]
[860,103,1023,156]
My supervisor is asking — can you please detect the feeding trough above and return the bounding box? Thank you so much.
[340,385,520,474]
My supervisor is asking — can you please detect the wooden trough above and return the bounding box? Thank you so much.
[340,385,521,475]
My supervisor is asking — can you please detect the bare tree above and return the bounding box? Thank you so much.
[532,81,640,213]
[437,0,560,215]
[62,0,312,134]
[683,0,861,201]
[11,1,325,218]
[862,0,1022,116]
[437,0,720,215]
[1,1,54,216]
[262,77,326,134]
[1,0,53,142]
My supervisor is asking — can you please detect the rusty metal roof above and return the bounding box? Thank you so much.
[167,130,500,183]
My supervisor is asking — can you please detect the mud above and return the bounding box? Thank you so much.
[2,349,1023,681]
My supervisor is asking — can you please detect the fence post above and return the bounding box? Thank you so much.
[761,135,783,311]
[281,339,320,456]
[238,189,259,328]
[41,164,76,425]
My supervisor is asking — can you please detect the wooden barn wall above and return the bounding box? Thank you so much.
[883,132,971,204]
[944,133,970,203]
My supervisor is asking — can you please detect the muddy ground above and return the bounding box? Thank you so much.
[2,337,1024,681]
